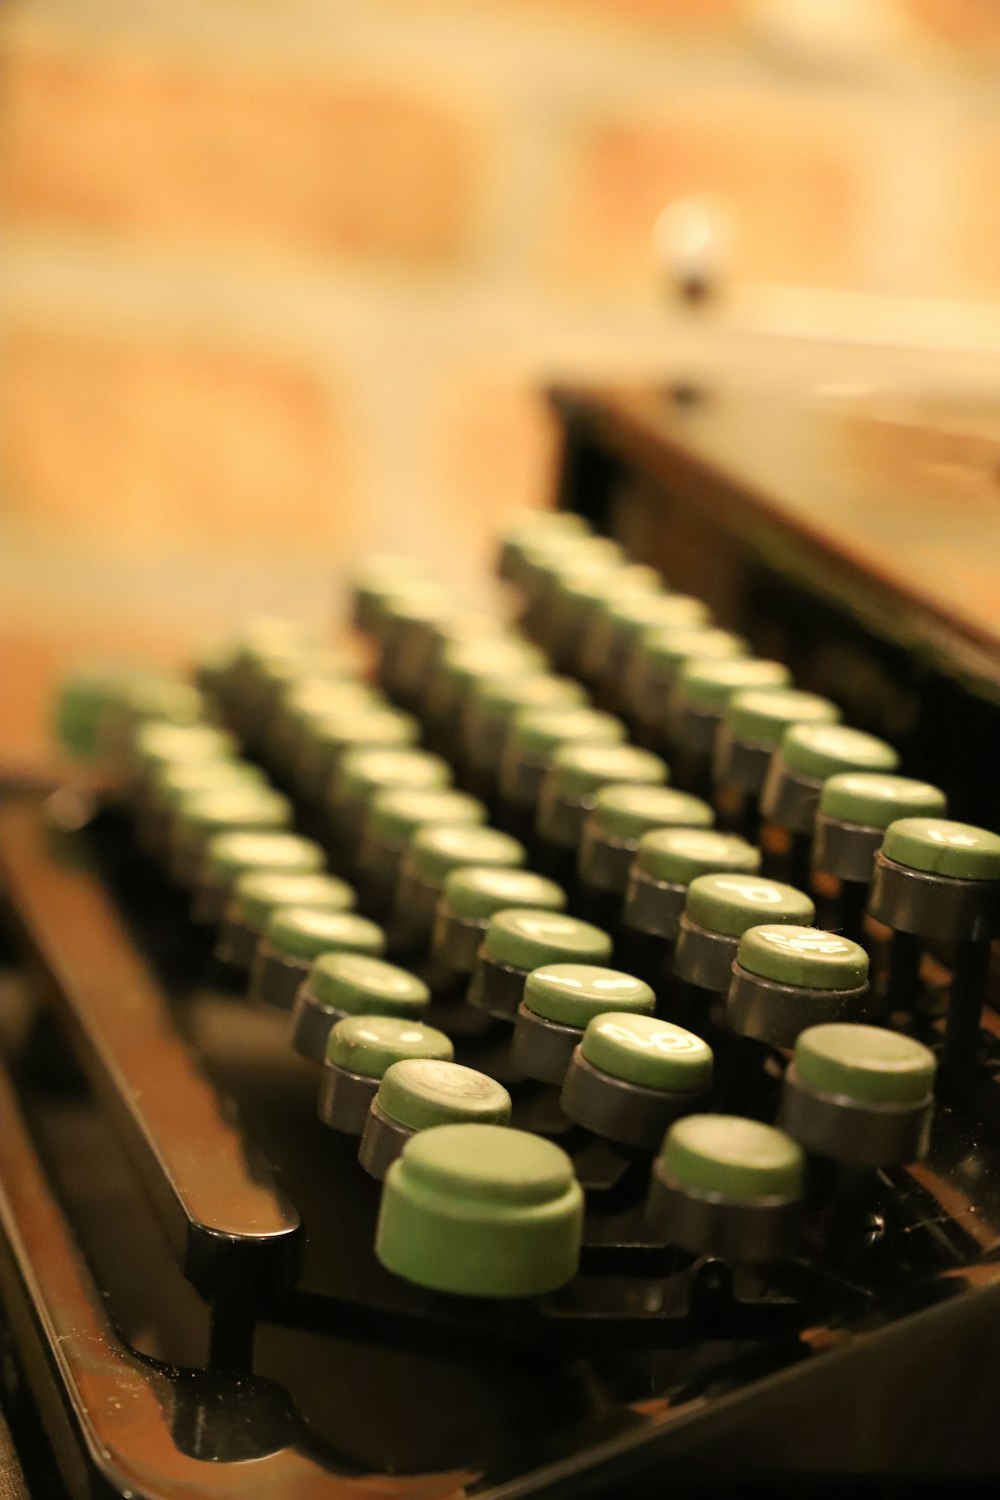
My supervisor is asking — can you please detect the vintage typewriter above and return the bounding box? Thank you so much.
[1,376,1000,1498]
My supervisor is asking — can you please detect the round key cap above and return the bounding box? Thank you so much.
[727,926,869,1047]
[537,743,668,851]
[557,564,661,675]
[251,908,386,1011]
[328,747,452,855]
[133,720,236,778]
[674,874,815,994]
[292,953,430,1063]
[109,676,206,758]
[463,673,589,772]
[276,678,382,774]
[196,831,325,926]
[296,706,420,806]
[321,1015,453,1133]
[426,637,546,745]
[359,1061,512,1179]
[170,784,293,886]
[715,688,841,795]
[627,626,748,731]
[813,774,947,884]
[579,785,714,898]
[143,757,266,858]
[583,591,709,698]
[219,869,356,970]
[376,1125,583,1296]
[868,818,1000,1068]
[55,665,137,759]
[780,1023,936,1166]
[468,909,613,1021]
[433,866,567,975]
[869,817,1000,943]
[358,788,487,915]
[623,827,758,942]
[395,825,527,949]
[512,965,655,1085]
[500,707,626,811]
[670,658,792,759]
[561,1013,711,1149]
[648,1114,804,1261]
[351,554,427,634]
[498,509,590,585]
[762,724,899,835]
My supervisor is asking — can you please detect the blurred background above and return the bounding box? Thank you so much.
[4,0,1000,760]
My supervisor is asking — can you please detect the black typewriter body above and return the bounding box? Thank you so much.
[2,380,1000,1498]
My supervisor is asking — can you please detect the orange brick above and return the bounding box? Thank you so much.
[0,45,478,263]
[432,376,560,569]
[554,96,868,288]
[2,328,356,553]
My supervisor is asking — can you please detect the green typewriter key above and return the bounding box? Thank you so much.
[169,784,293,888]
[626,626,748,742]
[779,1023,936,1167]
[869,818,1000,1068]
[108,675,206,767]
[668,657,792,772]
[582,591,710,711]
[251,907,386,1012]
[467,909,612,1022]
[523,537,624,649]
[253,648,362,756]
[378,584,457,707]
[578,786,715,907]
[357,788,487,918]
[560,1013,712,1151]
[460,673,590,794]
[623,827,760,947]
[217,870,356,971]
[499,706,626,826]
[146,757,266,859]
[326,747,452,864]
[415,609,508,719]
[294,705,420,809]
[192,638,241,704]
[673,873,815,997]
[350,554,427,635]
[423,636,546,759]
[726,926,870,1049]
[536,743,668,857]
[268,676,381,778]
[394,825,527,951]
[55,665,137,761]
[227,621,320,742]
[647,1115,804,1263]
[714,688,841,800]
[319,1014,453,1135]
[497,508,590,586]
[277,681,386,786]
[511,964,655,1087]
[536,551,635,671]
[132,720,237,787]
[359,1060,512,1180]
[432,867,567,976]
[554,563,661,679]
[194,830,325,927]
[131,723,238,838]
[812,773,947,944]
[760,723,900,838]
[292,953,430,1065]
[376,1124,583,1296]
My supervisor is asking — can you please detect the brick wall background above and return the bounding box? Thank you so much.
[3,0,1000,756]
